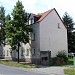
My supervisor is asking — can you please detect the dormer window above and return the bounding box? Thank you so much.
[29,18,34,25]
[29,20,31,25]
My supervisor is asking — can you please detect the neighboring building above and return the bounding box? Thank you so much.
[0,8,68,65]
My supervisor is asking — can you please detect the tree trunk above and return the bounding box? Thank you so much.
[17,43,20,63]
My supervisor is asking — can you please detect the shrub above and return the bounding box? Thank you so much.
[56,50,68,63]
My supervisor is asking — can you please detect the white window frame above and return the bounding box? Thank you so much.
[29,20,31,25]
[29,18,34,25]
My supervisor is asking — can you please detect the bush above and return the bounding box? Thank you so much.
[56,50,68,63]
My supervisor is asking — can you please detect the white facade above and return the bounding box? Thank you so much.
[39,9,68,57]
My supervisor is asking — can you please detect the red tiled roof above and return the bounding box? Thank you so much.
[30,8,54,22]
[37,8,54,22]
[30,8,67,29]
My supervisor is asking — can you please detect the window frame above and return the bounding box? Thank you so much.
[32,49,36,55]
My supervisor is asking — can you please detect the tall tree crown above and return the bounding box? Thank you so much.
[5,1,32,50]
[62,12,75,52]
[0,6,5,21]
[62,12,75,32]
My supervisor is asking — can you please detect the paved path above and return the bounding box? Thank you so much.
[0,64,65,75]
[20,66,65,75]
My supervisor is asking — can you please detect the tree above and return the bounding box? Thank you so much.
[5,14,11,22]
[62,12,75,52]
[0,6,5,45]
[5,0,32,63]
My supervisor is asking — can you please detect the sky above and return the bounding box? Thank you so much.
[0,0,75,21]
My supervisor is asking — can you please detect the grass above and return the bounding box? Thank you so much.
[64,57,75,75]
[0,60,39,68]
[64,68,75,75]
[51,57,73,66]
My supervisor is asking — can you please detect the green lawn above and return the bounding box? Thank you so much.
[64,57,75,75]
[64,68,75,75]
[0,60,39,68]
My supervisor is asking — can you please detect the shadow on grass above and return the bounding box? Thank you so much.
[0,60,39,68]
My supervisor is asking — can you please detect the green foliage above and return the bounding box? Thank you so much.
[57,50,67,57]
[5,0,32,50]
[62,12,74,32]
[64,69,75,75]
[56,50,68,63]
[0,6,5,21]
[5,1,32,62]
[5,14,11,22]
[0,6,5,45]
[62,12,75,52]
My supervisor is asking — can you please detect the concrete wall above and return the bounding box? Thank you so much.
[40,10,68,57]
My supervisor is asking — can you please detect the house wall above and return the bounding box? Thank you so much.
[0,43,31,62]
[40,10,68,57]
[3,45,13,60]
[31,23,40,63]
[0,45,4,58]
[20,43,31,62]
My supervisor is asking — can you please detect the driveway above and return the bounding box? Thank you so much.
[0,64,64,75]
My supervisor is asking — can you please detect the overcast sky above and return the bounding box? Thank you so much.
[0,0,75,21]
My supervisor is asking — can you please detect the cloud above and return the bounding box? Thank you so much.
[51,0,75,19]
[0,0,75,21]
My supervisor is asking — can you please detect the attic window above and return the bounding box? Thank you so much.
[29,18,34,25]
[58,23,60,29]
[29,20,31,25]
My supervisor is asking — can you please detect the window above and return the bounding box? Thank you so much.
[26,49,29,56]
[31,33,35,41]
[29,20,31,25]
[3,50,5,56]
[7,50,8,56]
[58,23,60,29]
[29,18,34,25]
[32,49,36,55]
[21,50,24,56]
[31,18,34,24]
